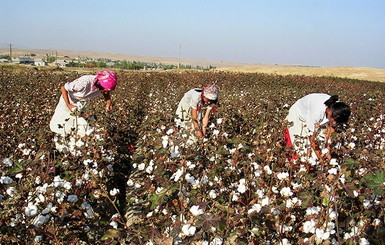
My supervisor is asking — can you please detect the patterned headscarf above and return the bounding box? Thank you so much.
[95,71,117,90]
[203,84,219,100]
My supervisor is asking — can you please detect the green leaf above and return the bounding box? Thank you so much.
[362,171,385,195]
[322,197,330,206]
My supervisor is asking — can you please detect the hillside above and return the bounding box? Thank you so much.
[1,48,385,82]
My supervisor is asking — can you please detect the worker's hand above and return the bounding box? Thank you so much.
[68,104,77,112]
[105,104,113,112]
[197,130,204,138]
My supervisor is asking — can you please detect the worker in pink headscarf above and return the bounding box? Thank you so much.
[50,71,117,137]
[176,84,220,139]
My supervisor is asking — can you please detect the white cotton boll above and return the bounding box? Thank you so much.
[327,209,337,220]
[216,118,223,124]
[339,174,346,184]
[306,206,321,215]
[232,193,239,201]
[83,159,93,167]
[42,203,55,215]
[23,148,31,156]
[363,199,372,208]
[303,220,316,233]
[237,143,244,149]
[229,148,236,154]
[67,195,78,203]
[110,188,120,196]
[127,180,134,186]
[209,190,217,199]
[248,204,262,214]
[261,197,269,206]
[316,228,330,240]
[53,176,64,187]
[146,165,154,174]
[166,128,174,135]
[280,238,291,245]
[75,139,85,147]
[277,172,289,180]
[291,183,302,189]
[186,161,196,169]
[110,221,118,229]
[161,135,169,148]
[170,145,180,158]
[156,187,164,194]
[256,189,264,198]
[348,142,356,149]
[2,158,13,166]
[134,183,141,188]
[209,123,215,128]
[359,238,370,245]
[137,163,145,171]
[63,181,72,190]
[321,148,329,154]
[76,179,84,186]
[237,179,247,193]
[373,219,381,226]
[33,214,50,227]
[171,168,184,182]
[353,190,359,197]
[185,173,199,187]
[34,236,43,242]
[254,169,262,177]
[0,176,13,184]
[55,191,66,204]
[182,224,196,236]
[190,205,204,216]
[280,187,293,197]
[25,202,38,216]
[6,187,16,197]
[330,158,338,166]
[15,173,23,179]
[328,168,338,175]
[213,129,220,135]
[264,166,272,175]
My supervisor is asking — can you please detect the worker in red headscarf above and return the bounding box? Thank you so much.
[50,71,117,137]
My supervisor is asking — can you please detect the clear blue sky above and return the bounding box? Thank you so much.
[1,0,384,68]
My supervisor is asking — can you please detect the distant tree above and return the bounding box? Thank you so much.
[46,56,56,63]
[0,55,10,60]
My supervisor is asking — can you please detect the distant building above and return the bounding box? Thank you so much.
[54,60,69,68]
[34,59,47,66]
[106,61,116,67]
[0,58,8,63]
[13,57,34,65]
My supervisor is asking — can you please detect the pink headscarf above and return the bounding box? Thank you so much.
[95,71,117,90]
[203,84,219,100]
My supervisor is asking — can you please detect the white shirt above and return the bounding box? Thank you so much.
[293,93,331,132]
[64,75,102,104]
[182,88,202,109]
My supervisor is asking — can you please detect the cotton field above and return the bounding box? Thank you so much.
[0,66,384,244]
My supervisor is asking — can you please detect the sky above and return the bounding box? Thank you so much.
[1,0,385,68]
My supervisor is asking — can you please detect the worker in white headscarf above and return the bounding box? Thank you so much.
[176,84,220,139]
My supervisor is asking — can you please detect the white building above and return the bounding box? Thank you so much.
[34,59,47,66]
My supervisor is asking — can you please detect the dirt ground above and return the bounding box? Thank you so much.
[215,66,385,83]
